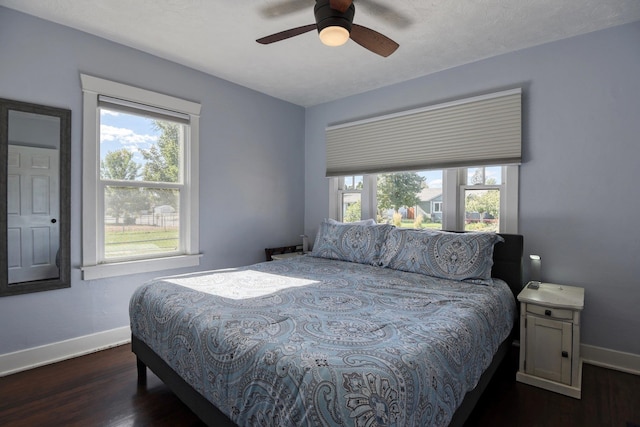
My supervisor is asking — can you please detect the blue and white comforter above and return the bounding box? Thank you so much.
[130,255,516,427]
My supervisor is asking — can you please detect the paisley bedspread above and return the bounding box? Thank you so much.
[130,255,516,427]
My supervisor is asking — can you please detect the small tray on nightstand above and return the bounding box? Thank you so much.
[271,252,305,261]
[265,245,304,261]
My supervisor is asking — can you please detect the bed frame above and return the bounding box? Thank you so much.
[132,233,523,427]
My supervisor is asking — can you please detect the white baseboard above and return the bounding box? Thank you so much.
[581,344,640,375]
[0,326,131,377]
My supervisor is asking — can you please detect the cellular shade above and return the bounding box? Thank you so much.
[98,95,190,125]
[326,88,521,176]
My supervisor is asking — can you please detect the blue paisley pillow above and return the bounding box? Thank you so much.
[380,229,504,284]
[310,220,393,266]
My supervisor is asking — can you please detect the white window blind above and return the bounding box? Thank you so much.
[98,95,190,124]
[326,88,521,176]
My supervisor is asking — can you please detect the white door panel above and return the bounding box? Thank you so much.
[7,145,59,283]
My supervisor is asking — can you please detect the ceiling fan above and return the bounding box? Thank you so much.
[256,0,399,57]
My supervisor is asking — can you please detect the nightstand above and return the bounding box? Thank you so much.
[516,282,585,399]
[265,245,303,261]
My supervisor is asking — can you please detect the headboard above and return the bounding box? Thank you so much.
[492,233,524,299]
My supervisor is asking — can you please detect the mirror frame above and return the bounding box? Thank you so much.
[0,98,71,296]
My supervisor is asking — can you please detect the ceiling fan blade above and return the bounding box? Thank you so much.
[350,24,399,57]
[256,24,317,44]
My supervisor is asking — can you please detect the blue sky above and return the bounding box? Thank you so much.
[418,170,443,188]
[99,108,159,165]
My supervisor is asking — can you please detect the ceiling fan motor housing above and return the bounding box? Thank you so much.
[314,0,355,34]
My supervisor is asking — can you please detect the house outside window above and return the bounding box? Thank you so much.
[376,170,444,230]
[80,75,201,280]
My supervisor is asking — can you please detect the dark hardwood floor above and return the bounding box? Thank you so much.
[1,344,638,426]
[465,347,640,427]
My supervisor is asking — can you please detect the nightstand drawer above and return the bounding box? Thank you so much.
[526,304,573,320]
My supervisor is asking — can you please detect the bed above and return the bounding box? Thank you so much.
[131,224,523,427]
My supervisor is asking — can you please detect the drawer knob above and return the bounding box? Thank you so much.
[562,351,569,358]
[545,309,552,316]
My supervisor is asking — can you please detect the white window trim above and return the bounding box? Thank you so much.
[331,166,518,233]
[502,165,519,233]
[442,169,459,230]
[328,178,340,220]
[361,175,377,220]
[80,74,201,280]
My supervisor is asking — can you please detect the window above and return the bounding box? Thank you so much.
[332,165,518,233]
[338,175,363,222]
[325,89,521,232]
[81,75,201,280]
[462,166,502,232]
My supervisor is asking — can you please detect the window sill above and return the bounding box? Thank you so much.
[81,254,202,280]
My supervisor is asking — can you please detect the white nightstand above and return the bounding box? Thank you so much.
[516,282,585,399]
[271,252,304,261]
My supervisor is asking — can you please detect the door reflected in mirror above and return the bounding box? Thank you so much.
[7,111,61,284]
[1,98,70,296]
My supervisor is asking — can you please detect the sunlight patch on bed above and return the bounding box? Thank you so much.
[161,269,320,300]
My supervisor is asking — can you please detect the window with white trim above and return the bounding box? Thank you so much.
[462,166,503,232]
[330,165,518,233]
[326,89,521,233]
[80,75,201,280]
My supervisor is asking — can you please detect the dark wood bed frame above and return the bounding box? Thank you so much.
[132,233,523,427]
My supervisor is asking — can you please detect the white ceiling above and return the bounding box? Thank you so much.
[2,0,640,107]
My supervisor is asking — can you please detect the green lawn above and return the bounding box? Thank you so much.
[105,225,178,258]
[397,219,498,232]
[397,220,442,230]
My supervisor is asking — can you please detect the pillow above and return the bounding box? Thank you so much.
[380,229,504,284]
[327,218,377,226]
[310,220,393,265]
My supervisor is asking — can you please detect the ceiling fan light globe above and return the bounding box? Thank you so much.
[319,26,350,46]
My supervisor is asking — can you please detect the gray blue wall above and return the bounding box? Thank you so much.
[305,21,640,355]
[2,5,639,359]
[0,7,305,354]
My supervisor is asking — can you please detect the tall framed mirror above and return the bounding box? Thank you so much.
[0,98,71,296]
